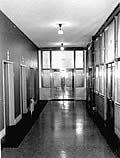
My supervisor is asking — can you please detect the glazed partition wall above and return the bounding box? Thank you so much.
[86,10,120,139]
[115,13,120,138]
[39,50,86,100]
[93,20,115,123]
[86,46,95,110]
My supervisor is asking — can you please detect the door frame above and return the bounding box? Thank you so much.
[20,64,28,115]
[2,60,15,136]
[106,62,115,131]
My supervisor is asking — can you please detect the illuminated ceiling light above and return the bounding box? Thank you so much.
[58,24,64,35]
[60,43,64,51]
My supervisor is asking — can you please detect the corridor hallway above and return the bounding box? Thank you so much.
[2,101,116,158]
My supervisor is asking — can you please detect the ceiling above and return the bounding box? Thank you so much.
[0,0,119,48]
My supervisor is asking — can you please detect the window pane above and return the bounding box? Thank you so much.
[117,62,120,103]
[75,51,83,68]
[87,49,92,67]
[112,64,115,100]
[75,70,84,87]
[63,51,74,68]
[107,21,114,62]
[52,51,74,69]
[95,38,100,65]
[99,65,104,94]
[53,71,61,87]
[107,66,112,98]
[105,29,108,62]
[65,71,73,87]
[100,33,104,63]
[95,66,99,91]
[42,51,50,68]
[42,70,51,88]
[118,13,120,57]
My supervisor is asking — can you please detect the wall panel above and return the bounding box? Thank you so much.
[0,11,38,133]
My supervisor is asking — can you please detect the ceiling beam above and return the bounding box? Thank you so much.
[40,47,87,51]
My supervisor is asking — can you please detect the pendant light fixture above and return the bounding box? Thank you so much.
[58,24,64,35]
[60,43,64,51]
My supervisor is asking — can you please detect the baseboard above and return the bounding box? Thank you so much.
[0,128,5,139]
[14,114,22,125]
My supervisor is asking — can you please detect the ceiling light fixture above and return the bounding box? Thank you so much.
[58,24,64,35]
[60,43,64,51]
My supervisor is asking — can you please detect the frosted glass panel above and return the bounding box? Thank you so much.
[100,33,104,63]
[118,14,120,57]
[52,51,74,69]
[63,51,74,68]
[53,71,61,87]
[112,64,115,100]
[99,65,104,94]
[107,21,114,62]
[107,66,112,98]
[105,29,108,62]
[75,70,84,87]
[65,71,73,87]
[42,70,51,88]
[95,66,99,91]
[94,39,100,65]
[42,51,50,68]
[75,51,83,68]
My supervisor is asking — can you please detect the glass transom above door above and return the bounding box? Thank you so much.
[52,51,74,69]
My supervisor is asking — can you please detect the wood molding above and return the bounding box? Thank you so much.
[40,47,87,51]
[14,114,22,125]
[0,128,5,139]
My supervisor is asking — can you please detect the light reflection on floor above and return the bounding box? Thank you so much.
[60,150,67,158]
[50,88,74,100]
[2,101,116,158]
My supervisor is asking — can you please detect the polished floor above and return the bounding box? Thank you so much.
[50,88,74,100]
[2,101,116,158]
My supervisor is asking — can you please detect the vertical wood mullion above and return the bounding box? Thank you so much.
[74,50,75,89]
[41,51,43,88]
[50,50,52,89]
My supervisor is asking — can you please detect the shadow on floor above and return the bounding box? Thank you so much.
[1,100,47,148]
[86,106,120,158]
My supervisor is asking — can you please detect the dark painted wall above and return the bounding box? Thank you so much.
[0,11,38,131]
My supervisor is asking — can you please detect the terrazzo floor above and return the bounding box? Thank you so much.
[2,101,117,158]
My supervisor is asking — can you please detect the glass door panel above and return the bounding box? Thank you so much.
[42,70,51,88]
[118,13,120,57]
[106,63,114,132]
[65,71,73,88]
[51,69,74,99]
[107,65,112,99]
[75,70,84,87]
[53,71,61,88]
